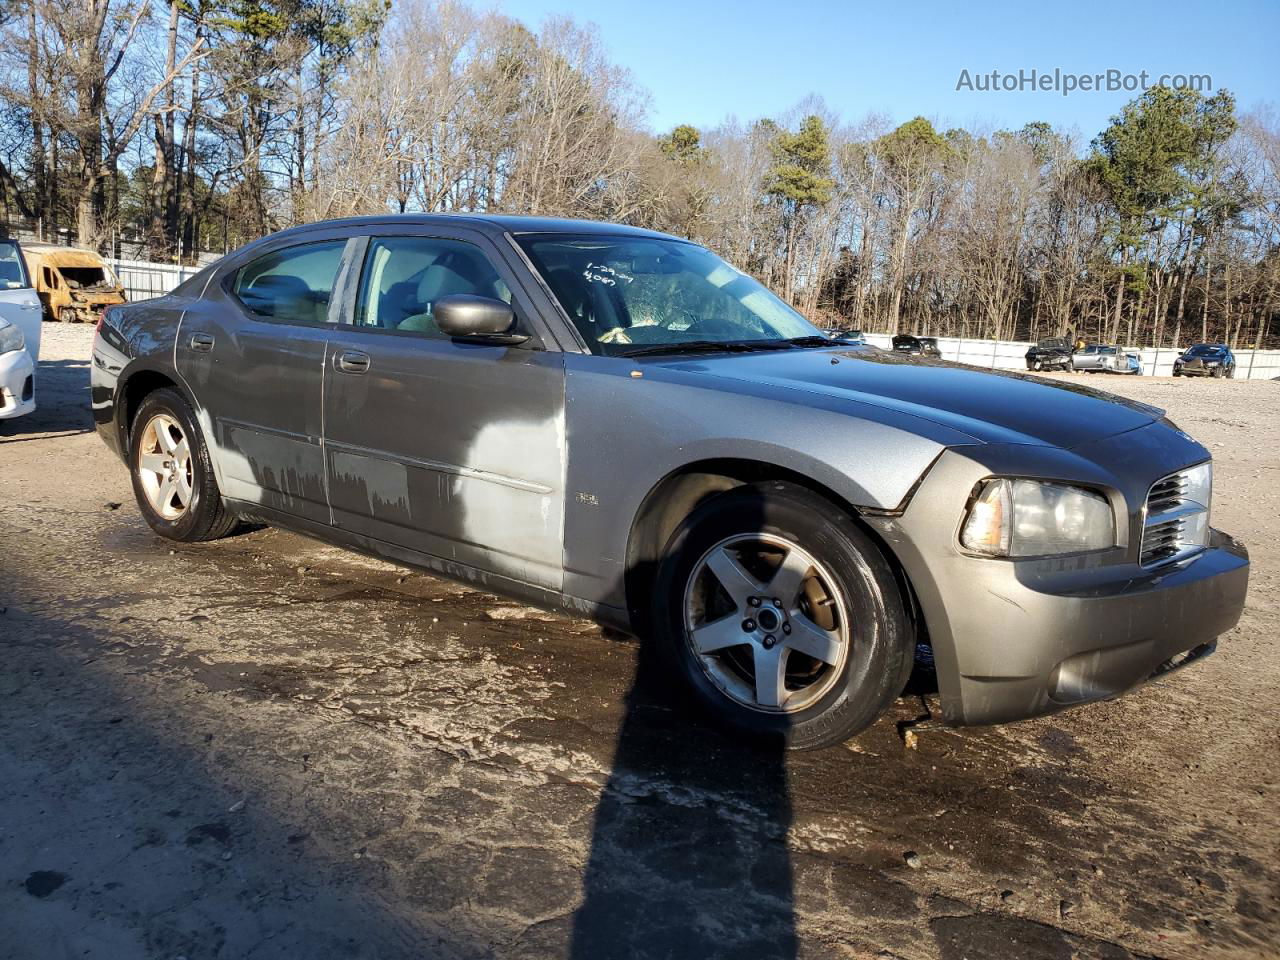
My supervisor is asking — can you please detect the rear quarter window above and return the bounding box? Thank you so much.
[231,241,346,325]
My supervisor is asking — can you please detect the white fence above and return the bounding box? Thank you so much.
[863,334,1280,381]
[106,257,207,302]
[99,256,1279,381]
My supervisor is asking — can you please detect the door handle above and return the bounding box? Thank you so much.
[335,350,370,374]
[190,332,215,352]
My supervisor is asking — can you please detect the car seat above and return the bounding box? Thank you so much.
[399,252,501,334]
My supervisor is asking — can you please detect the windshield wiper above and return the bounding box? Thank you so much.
[615,339,795,358]
[783,335,842,348]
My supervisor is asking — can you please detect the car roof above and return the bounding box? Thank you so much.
[263,213,683,245]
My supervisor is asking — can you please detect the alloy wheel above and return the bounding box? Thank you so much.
[683,533,851,714]
[136,413,193,521]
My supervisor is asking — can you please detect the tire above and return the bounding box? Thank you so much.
[1211,366,1222,378]
[58,307,76,323]
[651,482,914,750]
[129,387,238,542]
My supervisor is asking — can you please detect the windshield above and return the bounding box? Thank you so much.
[516,234,820,355]
[1186,344,1224,357]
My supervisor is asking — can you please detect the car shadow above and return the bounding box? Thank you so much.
[569,496,798,959]
[0,357,93,442]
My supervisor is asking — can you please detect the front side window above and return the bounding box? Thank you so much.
[515,234,819,355]
[354,236,511,338]
[232,240,346,325]
[0,241,30,289]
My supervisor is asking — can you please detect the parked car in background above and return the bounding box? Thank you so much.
[1123,352,1143,375]
[891,334,941,357]
[1025,337,1073,371]
[22,242,127,323]
[1071,344,1129,374]
[92,214,1249,750]
[825,328,866,344]
[1174,344,1235,378]
[0,237,40,420]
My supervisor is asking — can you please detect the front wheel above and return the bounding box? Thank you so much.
[652,482,914,750]
[129,387,238,542]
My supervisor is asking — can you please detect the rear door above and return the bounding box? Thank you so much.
[176,232,357,524]
[322,226,567,590]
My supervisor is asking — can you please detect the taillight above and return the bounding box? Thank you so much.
[96,308,108,333]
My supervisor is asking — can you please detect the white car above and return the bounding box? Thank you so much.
[0,237,41,420]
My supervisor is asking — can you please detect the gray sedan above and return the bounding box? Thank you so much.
[1071,343,1129,373]
[91,215,1249,749]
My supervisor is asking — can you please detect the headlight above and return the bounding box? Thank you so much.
[961,479,1115,557]
[0,322,24,355]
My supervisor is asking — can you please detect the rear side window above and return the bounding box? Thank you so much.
[232,240,346,324]
[0,240,29,289]
[354,236,511,338]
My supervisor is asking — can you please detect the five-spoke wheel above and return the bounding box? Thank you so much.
[129,387,238,542]
[653,481,914,750]
[135,413,193,520]
[684,534,849,713]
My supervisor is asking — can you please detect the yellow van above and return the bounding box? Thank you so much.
[22,243,127,323]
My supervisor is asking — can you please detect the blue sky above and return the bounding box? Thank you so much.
[492,0,1279,138]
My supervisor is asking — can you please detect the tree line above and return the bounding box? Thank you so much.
[2,0,1277,348]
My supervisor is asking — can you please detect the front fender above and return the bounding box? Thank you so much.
[561,354,970,614]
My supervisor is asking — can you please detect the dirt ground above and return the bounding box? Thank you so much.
[1,325,1277,960]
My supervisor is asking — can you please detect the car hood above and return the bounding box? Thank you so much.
[655,347,1164,448]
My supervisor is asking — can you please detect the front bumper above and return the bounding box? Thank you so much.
[0,348,35,420]
[868,431,1250,725]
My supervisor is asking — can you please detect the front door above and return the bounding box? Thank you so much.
[177,235,354,524]
[322,229,567,590]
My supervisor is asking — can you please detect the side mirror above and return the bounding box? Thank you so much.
[434,294,527,344]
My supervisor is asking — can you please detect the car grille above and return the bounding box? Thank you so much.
[1140,466,1211,567]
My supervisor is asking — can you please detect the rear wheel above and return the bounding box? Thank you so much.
[652,482,914,750]
[129,388,237,542]
[58,306,76,323]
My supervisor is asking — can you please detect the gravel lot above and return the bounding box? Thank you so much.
[1,324,1277,960]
